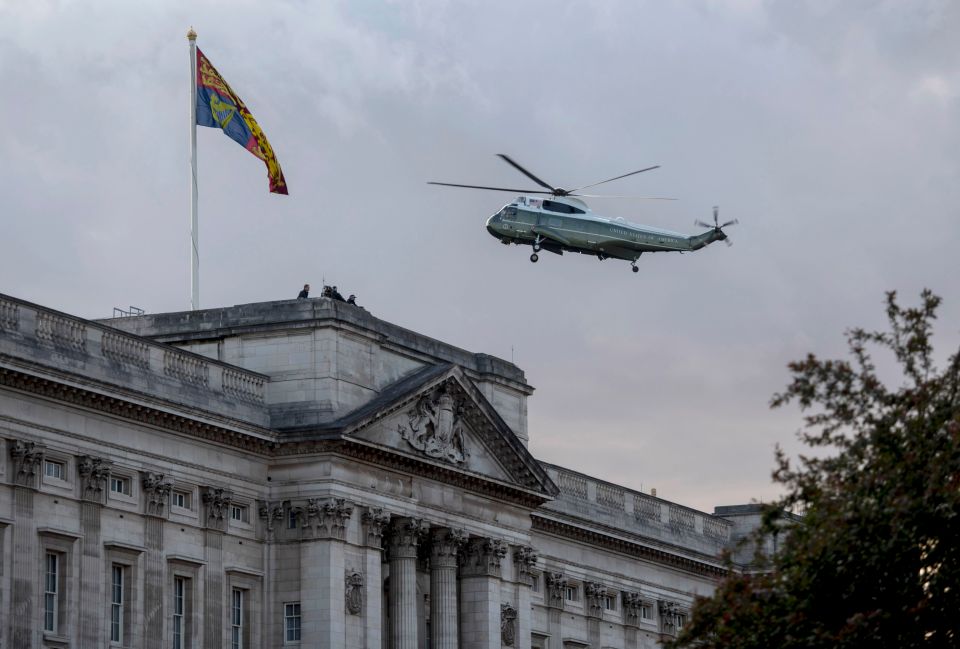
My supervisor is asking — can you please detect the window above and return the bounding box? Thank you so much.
[676,613,687,629]
[44,460,65,480]
[172,490,191,509]
[44,553,59,632]
[231,589,245,649]
[287,509,297,530]
[603,593,617,611]
[284,602,301,642]
[173,577,188,649]
[640,604,652,620]
[110,476,131,495]
[231,505,249,523]
[111,564,125,643]
[564,585,579,602]
[531,573,541,593]
[542,200,584,214]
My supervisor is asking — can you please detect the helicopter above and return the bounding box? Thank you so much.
[429,154,737,273]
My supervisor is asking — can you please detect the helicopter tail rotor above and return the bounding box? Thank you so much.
[695,206,738,246]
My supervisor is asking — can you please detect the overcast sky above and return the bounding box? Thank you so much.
[2,0,958,512]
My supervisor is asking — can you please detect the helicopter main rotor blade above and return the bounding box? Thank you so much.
[496,154,557,192]
[725,238,734,247]
[695,219,714,229]
[573,194,676,200]
[568,165,661,193]
[427,182,554,194]
[720,219,739,228]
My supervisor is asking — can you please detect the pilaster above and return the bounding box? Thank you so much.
[142,473,171,649]
[459,537,507,649]
[545,572,567,642]
[201,486,231,647]
[298,498,354,648]
[512,545,538,649]
[361,507,389,649]
[78,458,107,649]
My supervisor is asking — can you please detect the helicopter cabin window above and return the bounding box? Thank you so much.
[542,200,584,215]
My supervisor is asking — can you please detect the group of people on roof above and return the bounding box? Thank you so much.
[296,283,359,306]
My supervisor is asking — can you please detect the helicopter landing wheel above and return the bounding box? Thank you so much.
[530,253,539,263]
[533,244,541,252]
[631,264,639,273]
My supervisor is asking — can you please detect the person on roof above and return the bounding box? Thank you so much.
[297,284,310,299]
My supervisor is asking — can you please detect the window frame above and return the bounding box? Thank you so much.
[44,551,60,633]
[110,475,132,497]
[284,601,301,643]
[110,563,126,644]
[39,529,79,641]
[167,557,201,649]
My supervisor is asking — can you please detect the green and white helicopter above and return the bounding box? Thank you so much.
[430,154,737,273]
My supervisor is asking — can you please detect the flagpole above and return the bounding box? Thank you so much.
[187,27,200,311]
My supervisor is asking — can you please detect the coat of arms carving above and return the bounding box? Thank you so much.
[398,387,469,465]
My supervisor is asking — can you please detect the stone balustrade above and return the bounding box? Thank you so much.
[0,293,270,427]
[541,463,733,552]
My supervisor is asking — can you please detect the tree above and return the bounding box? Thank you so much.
[669,290,960,649]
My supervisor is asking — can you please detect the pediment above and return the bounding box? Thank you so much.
[340,364,556,498]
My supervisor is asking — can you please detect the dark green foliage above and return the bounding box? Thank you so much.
[669,290,960,649]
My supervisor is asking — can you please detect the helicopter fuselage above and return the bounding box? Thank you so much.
[485,196,725,262]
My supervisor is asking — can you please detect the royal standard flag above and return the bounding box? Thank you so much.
[195,48,288,194]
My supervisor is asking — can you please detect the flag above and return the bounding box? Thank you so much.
[195,47,288,195]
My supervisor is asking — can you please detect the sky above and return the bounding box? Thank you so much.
[2,0,958,512]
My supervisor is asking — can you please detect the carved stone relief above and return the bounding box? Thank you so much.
[345,570,363,615]
[258,500,285,534]
[501,603,517,646]
[658,600,683,635]
[397,387,469,465]
[141,472,173,517]
[512,545,539,587]
[546,572,567,609]
[297,498,354,541]
[361,507,391,548]
[585,581,605,619]
[77,455,111,502]
[461,537,508,578]
[623,592,644,628]
[201,486,233,531]
[10,440,44,487]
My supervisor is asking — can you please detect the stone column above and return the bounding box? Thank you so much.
[512,545,538,649]
[141,473,172,649]
[201,486,232,648]
[459,537,507,649]
[9,440,43,649]
[386,517,426,649]
[430,528,465,649]
[78,455,110,649]
[622,592,643,649]
[361,508,390,649]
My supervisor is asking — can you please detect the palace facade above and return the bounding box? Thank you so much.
[0,293,762,649]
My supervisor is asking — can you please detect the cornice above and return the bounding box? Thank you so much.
[0,365,277,456]
[531,514,729,579]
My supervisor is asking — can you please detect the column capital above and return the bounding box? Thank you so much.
[361,507,391,548]
[585,581,605,619]
[257,500,285,534]
[461,537,508,578]
[297,498,354,541]
[201,486,233,531]
[10,439,44,488]
[622,591,644,628]
[430,527,466,567]
[546,572,567,610]
[386,517,427,559]
[142,472,173,518]
[77,454,111,503]
[512,544,539,586]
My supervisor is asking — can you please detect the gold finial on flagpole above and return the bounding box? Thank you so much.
[187,26,197,41]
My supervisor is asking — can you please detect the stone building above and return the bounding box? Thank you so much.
[0,293,760,649]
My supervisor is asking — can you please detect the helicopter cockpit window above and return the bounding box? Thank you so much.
[542,200,585,215]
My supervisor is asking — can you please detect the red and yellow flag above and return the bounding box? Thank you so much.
[195,48,288,195]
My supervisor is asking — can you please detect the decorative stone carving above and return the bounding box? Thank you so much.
[501,603,518,646]
[202,486,233,531]
[298,498,354,540]
[386,517,427,559]
[623,592,644,628]
[585,581,605,618]
[141,472,173,517]
[461,537,508,577]
[512,545,539,586]
[10,440,44,487]
[397,387,469,465]
[361,507,391,548]
[546,572,567,609]
[345,570,363,615]
[258,500,285,533]
[658,600,682,635]
[77,454,111,502]
[430,528,466,568]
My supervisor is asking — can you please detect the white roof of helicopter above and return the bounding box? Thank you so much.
[513,195,688,238]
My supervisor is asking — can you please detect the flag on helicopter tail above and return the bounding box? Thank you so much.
[195,47,288,195]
